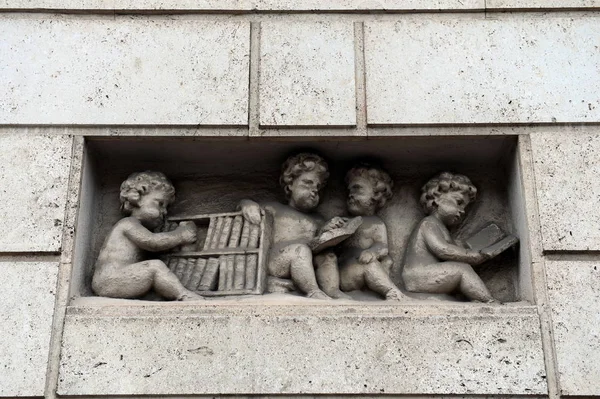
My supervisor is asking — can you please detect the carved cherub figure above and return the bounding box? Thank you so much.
[402,172,496,303]
[241,153,340,300]
[92,171,204,301]
[336,164,407,301]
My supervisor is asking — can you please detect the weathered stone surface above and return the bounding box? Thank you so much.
[364,16,600,124]
[0,134,72,252]
[59,302,546,396]
[487,0,600,7]
[0,16,249,125]
[260,22,356,127]
[0,262,59,396]
[0,0,486,11]
[545,259,600,396]
[530,133,600,251]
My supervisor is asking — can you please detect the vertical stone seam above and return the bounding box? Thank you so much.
[43,135,85,399]
[248,21,261,138]
[354,21,368,138]
[518,134,561,399]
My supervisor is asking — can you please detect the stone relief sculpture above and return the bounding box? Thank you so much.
[161,210,271,296]
[90,162,518,303]
[91,171,204,301]
[402,172,517,303]
[240,152,357,300]
[334,164,407,301]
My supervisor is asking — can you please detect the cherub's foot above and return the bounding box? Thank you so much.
[307,290,332,300]
[385,289,407,302]
[178,291,205,301]
[329,290,352,300]
[484,298,501,304]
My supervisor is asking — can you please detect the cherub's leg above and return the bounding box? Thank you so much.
[457,265,496,303]
[363,261,407,301]
[403,262,494,303]
[92,260,202,301]
[147,260,204,301]
[270,244,331,300]
[339,260,366,292]
[314,251,352,300]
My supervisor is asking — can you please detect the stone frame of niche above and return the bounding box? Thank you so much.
[67,135,535,305]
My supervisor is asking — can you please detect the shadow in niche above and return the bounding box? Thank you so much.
[71,136,525,304]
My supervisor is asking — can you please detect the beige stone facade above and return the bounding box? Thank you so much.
[1,2,599,398]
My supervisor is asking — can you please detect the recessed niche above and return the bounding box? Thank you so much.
[70,135,532,304]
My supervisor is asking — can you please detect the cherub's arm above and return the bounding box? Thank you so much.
[367,221,389,258]
[123,219,194,252]
[422,221,486,265]
[318,216,345,234]
[238,199,266,225]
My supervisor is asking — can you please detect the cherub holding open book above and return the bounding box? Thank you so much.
[402,172,497,303]
[92,171,204,301]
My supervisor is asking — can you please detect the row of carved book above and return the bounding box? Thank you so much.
[162,211,269,296]
[167,254,259,295]
[161,213,261,251]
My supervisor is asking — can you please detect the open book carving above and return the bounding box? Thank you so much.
[465,223,519,259]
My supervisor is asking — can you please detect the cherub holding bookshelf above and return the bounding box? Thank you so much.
[92,171,204,301]
[240,153,344,300]
[401,172,497,303]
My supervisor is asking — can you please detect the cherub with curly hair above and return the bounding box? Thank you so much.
[92,171,203,301]
[334,164,407,300]
[240,153,340,300]
[402,172,496,302]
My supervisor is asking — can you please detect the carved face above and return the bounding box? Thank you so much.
[434,191,470,226]
[347,175,376,216]
[132,190,170,229]
[288,170,321,212]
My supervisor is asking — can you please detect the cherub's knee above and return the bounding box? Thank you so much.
[314,251,337,265]
[289,243,312,260]
[146,259,169,273]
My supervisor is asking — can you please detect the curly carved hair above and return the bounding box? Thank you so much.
[420,172,477,215]
[279,153,329,199]
[119,171,175,215]
[346,164,394,209]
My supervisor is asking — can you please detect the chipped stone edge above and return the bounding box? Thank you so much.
[43,136,83,399]
[516,134,561,399]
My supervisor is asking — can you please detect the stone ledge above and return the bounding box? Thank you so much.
[2,0,600,11]
[0,0,486,12]
[58,300,546,396]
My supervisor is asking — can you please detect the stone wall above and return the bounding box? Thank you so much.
[1,2,600,398]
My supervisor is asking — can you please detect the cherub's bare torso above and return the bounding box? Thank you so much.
[340,215,387,262]
[403,216,450,271]
[94,218,147,278]
[266,202,323,251]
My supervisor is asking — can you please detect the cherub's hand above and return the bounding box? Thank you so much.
[177,221,197,245]
[471,250,490,266]
[321,217,346,233]
[359,250,377,264]
[241,201,262,225]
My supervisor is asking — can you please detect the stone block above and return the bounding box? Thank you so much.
[0,0,487,12]
[487,0,600,8]
[0,16,249,125]
[530,133,600,251]
[364,16,600,124]
[260,21,356,127]
[545,259,600,396]
[0,133,72,252]
[0,262,59,396]
[58,302,546,396]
